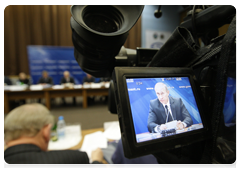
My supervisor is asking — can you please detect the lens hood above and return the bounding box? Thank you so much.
[70,5,144,77]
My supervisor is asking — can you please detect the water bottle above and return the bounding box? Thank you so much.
[51,122,58,142]
[57,116,66,139]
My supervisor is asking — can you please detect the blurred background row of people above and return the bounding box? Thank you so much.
[4,70,110,86]
[4,70,110,108]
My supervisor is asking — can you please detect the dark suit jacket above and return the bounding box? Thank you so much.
[19,78,30,85]
[4,76,12,85]
[112,139,158,164]
[4,144,89,164]
[147,96,193,133]
[99,77,110,82]
[83,77,95,83]
[60,77,75,84]
[38,77,53,85]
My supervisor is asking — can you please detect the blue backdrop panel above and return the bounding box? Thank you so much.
[126,77,202,135]
[27,46,100,84]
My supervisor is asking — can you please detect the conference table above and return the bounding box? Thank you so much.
[4,84,109,114]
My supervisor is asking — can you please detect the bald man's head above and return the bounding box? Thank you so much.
[63,71,70,79]
[19,72,26,80]
[4,103,54,143]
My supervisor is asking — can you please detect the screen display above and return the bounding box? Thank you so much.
[223,77,236,127]
[126,77,204,143]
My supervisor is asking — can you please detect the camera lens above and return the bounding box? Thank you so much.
[70,5,144,77]
[84,14,118,33]
[83,6,123,33]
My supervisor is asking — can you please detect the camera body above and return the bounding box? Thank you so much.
[70,5,236,162]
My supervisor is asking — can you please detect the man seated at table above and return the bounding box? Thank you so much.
[18,72,31,86]
[98,77,110,83]
[4,103,103,164]
[98,77,110,103]
[37,71,54,103]
[83,73,95,84]
[38,71,54,85]
[4,76,12,85]
[60,71,76,105]
[16,72,31,105]
[147,82,193,133]
[83,74,96,104]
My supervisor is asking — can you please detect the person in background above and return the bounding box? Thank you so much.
[60,71,75,84]
[16,72,30,105]
[60,71,76,105]
[38,71,53,85]
[83,74,96,104]
[98,77,110,103]
[18,72,30,85]
[83,73,95,84]
[112,139,162,168]
[99,77,110,83]
[4,76,12,85]
[4,103,103,164]
[37,71,54,103]
[4,76,20,109]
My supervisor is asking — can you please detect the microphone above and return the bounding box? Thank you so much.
[154,5,162,18]
[165,105,170,123]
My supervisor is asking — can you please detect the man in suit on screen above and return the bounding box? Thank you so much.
[4,103,103,164]
[147,82,193,133]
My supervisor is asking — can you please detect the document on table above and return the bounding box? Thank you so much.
[80,131,108,163]
[8,85,28,91]
[104,82,110,88]
[90,83,102,88]
[83,84,91,88]
[74,84,82,89]
[165,120,177,130]
[103,121,121,140]
[29,85,43,90]
[52,85,64,89]
[4,85,10,90]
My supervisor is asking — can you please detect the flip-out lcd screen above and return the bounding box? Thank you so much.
[126,77,204,143]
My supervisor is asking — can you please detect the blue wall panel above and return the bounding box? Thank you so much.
[27,46,88,85]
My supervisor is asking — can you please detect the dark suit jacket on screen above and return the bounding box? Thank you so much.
[60,77,75,84]
[4,144,90,164]
[147,96,193,133]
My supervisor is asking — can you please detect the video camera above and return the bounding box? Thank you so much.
[70,5,236,163]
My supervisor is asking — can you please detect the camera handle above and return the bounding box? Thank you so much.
[181,5,235,45]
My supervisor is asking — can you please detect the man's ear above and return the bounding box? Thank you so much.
[167,90,170,95]
[42,124,52,142]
